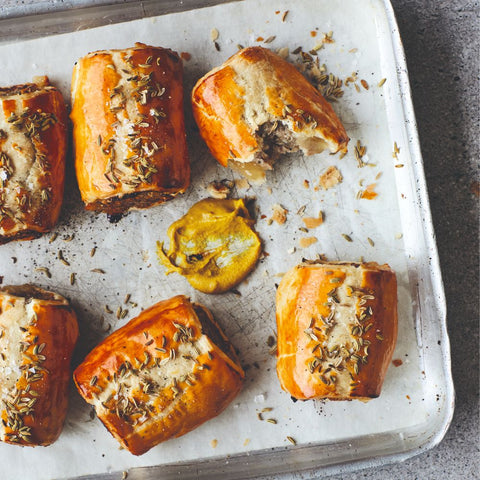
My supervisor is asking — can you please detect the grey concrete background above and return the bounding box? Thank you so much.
[0,1,478,479]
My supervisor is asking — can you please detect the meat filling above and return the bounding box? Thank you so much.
[258,121,300,159]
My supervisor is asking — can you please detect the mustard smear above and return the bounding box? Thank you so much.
[157,198,262,294]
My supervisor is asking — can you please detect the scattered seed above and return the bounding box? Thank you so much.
[49,233,58,243]
[360,79,369,90]
[57,250,70,266]
[70,273,76,285]
[281,10,289,22]
[91,268,105,274]
[342,234,353,242]
[90,247,97,257]
[297,205,306,216]
[35,267,51,278]
[367,237,375,246]
[286,436,296,445]
[264,35,276,44]
[210,28,219,42]
[124,294,131,304]
[214,41,220,51]
[266,418,277,424]
[378,78,387,87]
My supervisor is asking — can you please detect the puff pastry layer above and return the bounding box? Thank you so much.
[192,46,349,182]
[0,285,78,446]
[276,261,397,401]
[71,43,190,216]
[74,295,244,455]
[0,76,67,243]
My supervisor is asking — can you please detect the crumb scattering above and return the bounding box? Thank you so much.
[206,179,233,199]
[210,439,218,448]
[317,166,343,190]
[302,211,324,229]
[299,236,318,248]
[235,177,251,190]
[270,204,288,225]
[210,28,219,42]
[358,183,378,200]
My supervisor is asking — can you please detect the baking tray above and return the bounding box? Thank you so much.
[0,1,454,479]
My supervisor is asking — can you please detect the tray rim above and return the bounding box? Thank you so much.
[0,0,455,478]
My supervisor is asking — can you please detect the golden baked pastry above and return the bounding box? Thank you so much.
[74,295,244,455]
[71,43,190,217]
[0,76,67,244]
[276,261,397,401]
[0,284,78,446]
[191,46,349,182]
[157,198,262,294]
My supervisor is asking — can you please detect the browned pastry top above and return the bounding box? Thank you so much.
[276,261,397,401]
[71,43,190,215]
[74,295,244,455]
[192,46,349,182]
[0,76,67,243]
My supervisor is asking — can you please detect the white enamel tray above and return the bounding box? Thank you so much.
[0,1,453,479]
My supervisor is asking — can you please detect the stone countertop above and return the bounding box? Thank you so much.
[0,1,478,479]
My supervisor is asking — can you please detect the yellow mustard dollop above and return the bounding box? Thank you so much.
[157,198,262,294]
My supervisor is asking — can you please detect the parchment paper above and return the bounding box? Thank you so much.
[0,0,431,478]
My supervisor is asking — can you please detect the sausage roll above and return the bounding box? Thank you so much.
[71,43,190,217]
[276,261,397,401]
[0,76,67,244]
[0,285,78,446]
[74,295,244,455]
[191,46,349,183]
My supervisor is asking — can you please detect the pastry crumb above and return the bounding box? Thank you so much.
[180,52,191,61]
[210,28,219,42]
[302,211,324,229]
[206,180,233,199]
[358,183,378,200]
[270,204,288,225]
[210,439,218,448]
[303,179,310,188]
[317,166,343,190]
[299,236,318,248]
[243,438,251,446]
[235,177,250,190]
